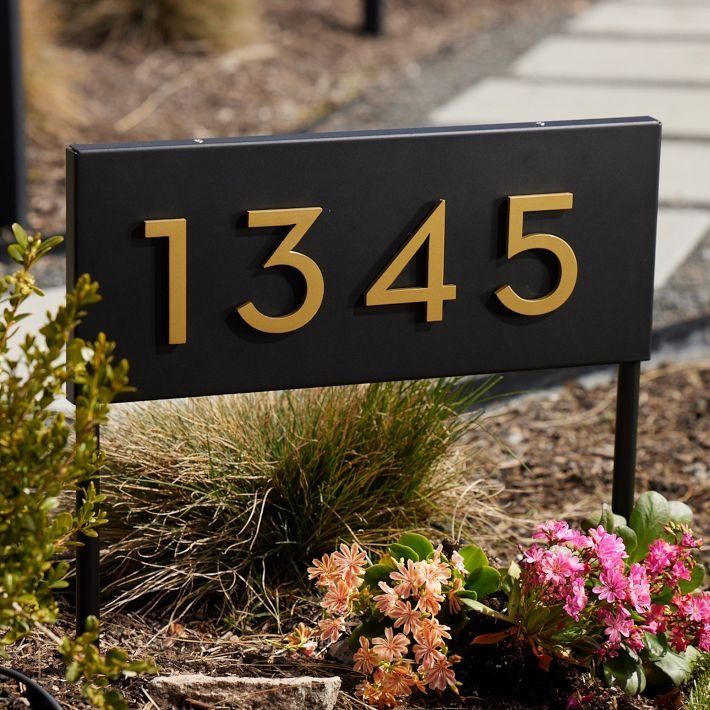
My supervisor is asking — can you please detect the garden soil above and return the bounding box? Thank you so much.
[3,361,707,708]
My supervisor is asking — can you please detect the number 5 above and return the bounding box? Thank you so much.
[496,192,577,316]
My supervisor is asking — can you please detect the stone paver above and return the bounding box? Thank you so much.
[513,36,710,84]
[659,141,710,206]
[430,78,710,140]
[570,3,710,37]
[655,208,710,287]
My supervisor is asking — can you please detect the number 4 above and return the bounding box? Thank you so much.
[365,200,456,322]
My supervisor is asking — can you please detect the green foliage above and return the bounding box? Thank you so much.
[687,652,710,710]
[100,378,496,624]
[60,0,260,50]
[0,225,153,705]
[59,617,157,709]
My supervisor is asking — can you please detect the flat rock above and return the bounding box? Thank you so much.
[147,674,341,710]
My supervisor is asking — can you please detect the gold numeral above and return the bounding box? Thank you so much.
[237,207,324,333]
[496,193,577,316]
[365,200,456,322]
[145,218,187,344]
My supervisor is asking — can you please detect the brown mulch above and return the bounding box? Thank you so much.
[3,361,707,708]
[26,0,586,235]
[463,360,710,568]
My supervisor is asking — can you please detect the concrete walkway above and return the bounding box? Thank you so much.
[431,0,710,291]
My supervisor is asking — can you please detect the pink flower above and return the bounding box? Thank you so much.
[533,520,576,544]
[599,608,634,646]
[331,543,367,585]
[413,629,446,670]
[421,560,450,592]
[318,616,346,644]
[643,604,668,635]
[539,546,585,586]
[563,578,588,621]
[416,584,445,615]
[592,569,628,604]
[353,636,382,675]
[669,560,692,583]
[415,617,452,646]
[372,627,410,662]
[373,581,398,615]
[523,544,545,565]
[424,657,457,692]
[390,600,422,636]
[627,564,651,613]
[588,526,627,570]
[307,553,340,587]
[450,550,467,573]
[645,539,677,575]
[390,559,425,598]
[447,577,464,614]
[321,579,354,616]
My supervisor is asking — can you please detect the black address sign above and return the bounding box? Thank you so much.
[66,117,661,403]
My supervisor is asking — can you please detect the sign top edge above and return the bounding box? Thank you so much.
[68,116,661,154]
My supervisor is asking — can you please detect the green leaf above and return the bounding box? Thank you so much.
[11,223,29,248]
[653,647,699,687]
[600,504,616,533]
[629,491,671,563]
[604,651,647,695]
[668,500,693,525]
[387,543,419,563]
[465,566,501,599]
[615,525,638,555]
[459,544,487,573]
[363,564,394,590]
[397,533,434,561]
[7,244,23,263]
[643,632,665,661]
[679,563,705,594]
[523,606,551,635]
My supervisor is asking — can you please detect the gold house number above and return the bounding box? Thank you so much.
[145,192,577,342]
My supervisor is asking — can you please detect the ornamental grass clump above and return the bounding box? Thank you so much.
[286,532,501,708]
[100,378,494,624]
[60,0,260,50]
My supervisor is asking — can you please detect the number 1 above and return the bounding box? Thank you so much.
[145,218,187,344]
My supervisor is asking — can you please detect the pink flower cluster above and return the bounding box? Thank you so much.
[520,519,708,660]
[295,542,466,709]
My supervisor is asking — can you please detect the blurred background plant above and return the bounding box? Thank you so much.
[20,0,86,144]
[100,377,499,628]
[59,0,261,50]
[0,225,154,707]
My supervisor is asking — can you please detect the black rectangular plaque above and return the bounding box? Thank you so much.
[67,118,661,403]
[0,0,25,228]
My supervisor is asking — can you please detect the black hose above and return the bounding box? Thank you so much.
[0,666,63,710]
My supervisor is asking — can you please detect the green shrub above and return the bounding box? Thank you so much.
[100,378,496,626]
[0,224,154,707]
[688,652,710,710]
[60,0,261,50]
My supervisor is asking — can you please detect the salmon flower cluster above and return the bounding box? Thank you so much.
[287,535,496,709]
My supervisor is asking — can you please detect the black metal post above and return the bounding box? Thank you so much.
[0,0,26,228]
[363,0,384,35]
[612,361,641,520]
[76,425,101,636]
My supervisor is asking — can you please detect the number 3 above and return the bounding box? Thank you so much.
[496,192,577,316]
[237,207,324,334]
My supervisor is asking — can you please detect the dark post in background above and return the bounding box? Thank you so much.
[364,0,384,35]
[0,0,26,229]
